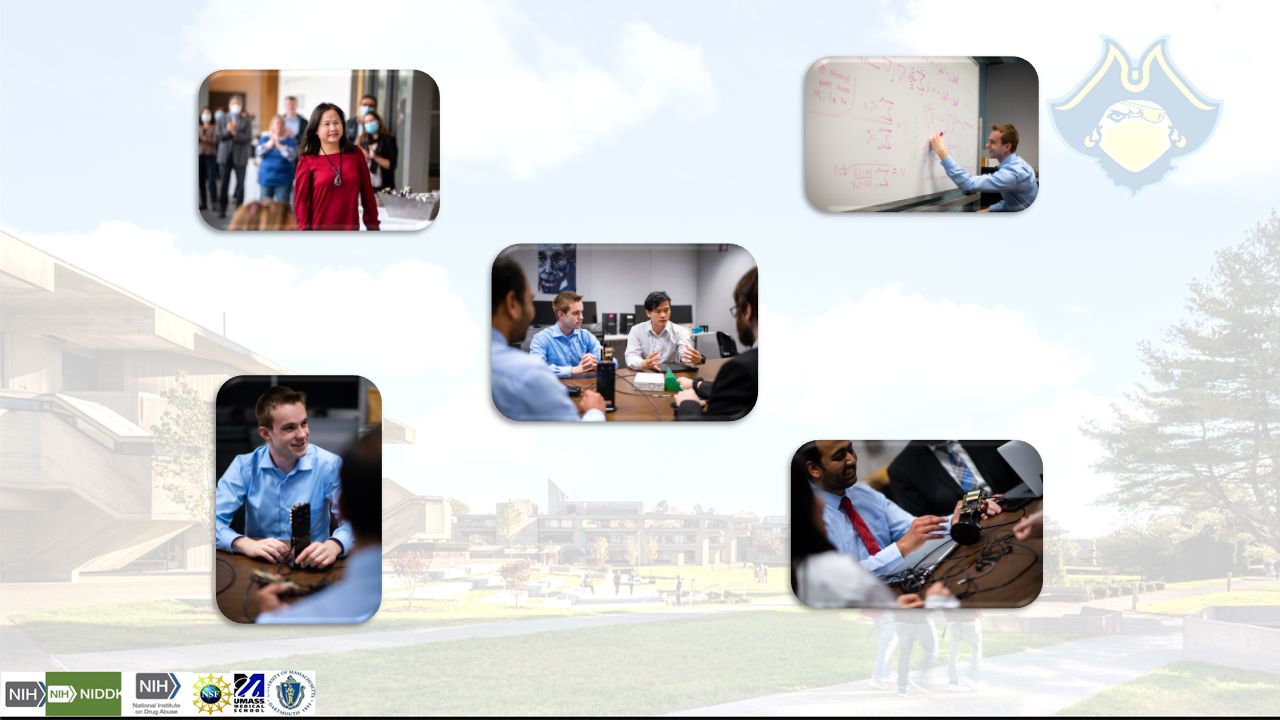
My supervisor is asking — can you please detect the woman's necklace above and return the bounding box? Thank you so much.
[320,147,343,187]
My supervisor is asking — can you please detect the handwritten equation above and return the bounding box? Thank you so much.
[808,62,854,116]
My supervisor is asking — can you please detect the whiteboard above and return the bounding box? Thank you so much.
[805,57,982,211]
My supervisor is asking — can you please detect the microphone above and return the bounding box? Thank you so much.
[598,347,617,413]
[290,502,311,564]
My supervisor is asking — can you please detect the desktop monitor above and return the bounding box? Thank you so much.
[582,301,598,324]
[634,304,693,324]
[620,313,636,334]
[533,300,557,326]
[602,312,618,335]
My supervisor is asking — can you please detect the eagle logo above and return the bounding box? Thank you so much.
[1051,38,1220,192]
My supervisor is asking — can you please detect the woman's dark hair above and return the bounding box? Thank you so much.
[300,102,355,156]
[359,109,392,137]
[791,442,835,592]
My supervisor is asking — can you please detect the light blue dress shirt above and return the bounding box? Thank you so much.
[491,328,604,422]
[256,544,382,624]
[214,443,353,554]
[816,484,951,578]
[529,325,606,378]
[940,152,1038,211]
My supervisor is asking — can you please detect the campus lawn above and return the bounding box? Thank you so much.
[1060,661,1280,715]
[218,609,1076,715]
[1140,583,1280,616]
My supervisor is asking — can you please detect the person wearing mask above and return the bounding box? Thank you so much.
[216,95,253,218]
[491,257,606,422]
[256,115,298,204]
[357,109,398,191]
[674,267,758,420]
[282,95,307,139]
[346,94,376,143]
[293,103,380,231]
[198,107,218,211]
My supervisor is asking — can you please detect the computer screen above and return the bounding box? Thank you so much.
[634,304,694,324]
[582,301,597,324]
[533,300,557,326]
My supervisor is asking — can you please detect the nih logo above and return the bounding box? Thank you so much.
[5,680,46,707]
[136,673,181,700]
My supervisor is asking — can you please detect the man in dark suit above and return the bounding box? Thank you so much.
[675,267,758,421]
[885,441,1023,518]
[216,94,253,218]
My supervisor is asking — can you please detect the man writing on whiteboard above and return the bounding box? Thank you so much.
[930,124,1038,212]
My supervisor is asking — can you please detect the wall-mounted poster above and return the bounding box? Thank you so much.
[538,243,576,293]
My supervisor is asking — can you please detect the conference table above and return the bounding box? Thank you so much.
[893,498,1043,608]
[563,357,727,421]
[215,549,347,623]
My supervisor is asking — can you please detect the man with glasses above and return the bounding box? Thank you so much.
[675,267,758,421]
[624,290,704,371]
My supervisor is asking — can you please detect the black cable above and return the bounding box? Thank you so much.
[216,557,235,595]
[616,373,663,420]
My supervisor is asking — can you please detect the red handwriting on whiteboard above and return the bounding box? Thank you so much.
[808,64,854,116]
[832,162,907,189]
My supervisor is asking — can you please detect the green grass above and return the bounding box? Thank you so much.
[1140,584,1280,616]
[1060,661,1280,715]
[209,609,1075,715]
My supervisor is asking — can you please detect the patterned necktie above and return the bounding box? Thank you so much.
[839,496,882,555]
[946,444,975,492]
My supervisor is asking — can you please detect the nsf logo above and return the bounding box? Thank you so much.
[192,674,231,715]
[266,671,316,716]
[1051,37,1220,192]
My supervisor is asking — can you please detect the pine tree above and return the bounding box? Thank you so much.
[1087,212,1280,555]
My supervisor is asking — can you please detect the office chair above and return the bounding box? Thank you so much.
[716,331,739,358]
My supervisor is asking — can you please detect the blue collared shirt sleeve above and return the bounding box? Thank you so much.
[214,455,249,551]
[857,541,905,577]
[941,156,1020,195]
[529,329,575,378]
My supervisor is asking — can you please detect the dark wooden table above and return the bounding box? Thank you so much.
[922,498,1043,608]
[562,357,727,421]
[215,549,346,623]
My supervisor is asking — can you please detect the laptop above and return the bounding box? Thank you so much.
[997,440,1043,499]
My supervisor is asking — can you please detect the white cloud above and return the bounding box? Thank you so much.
[767,284,1093,435]
[180,1,716,177]
[7,221,473,376]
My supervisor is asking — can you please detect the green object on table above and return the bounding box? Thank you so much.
[664,368,680,392]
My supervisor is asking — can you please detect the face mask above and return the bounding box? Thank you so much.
[364,121,380,134]
[360,105,375,116]
[214,110,225,121]
[201,112,212,122]
[229,105,241,115]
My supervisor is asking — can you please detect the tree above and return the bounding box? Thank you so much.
[589,536,610,568]
[653,500,669,514]
[756,536,784,562]
[500,560,531,608]
[625,537,639,567]
[448,498,470,517]
[496,504,525,546]
[391,550,432,610]
[150,372,214,530]
[644,535,659,565]
[1086,212,1280,557]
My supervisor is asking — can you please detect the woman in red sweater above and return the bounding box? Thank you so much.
[294,103,381,231]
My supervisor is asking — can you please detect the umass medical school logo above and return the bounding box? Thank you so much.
[1051,38,1220,192]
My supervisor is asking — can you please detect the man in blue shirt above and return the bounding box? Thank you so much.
[529,291,607,378]
[214,386,353,569]
[492,257,606,421]
[930,124,1038,212]
[799,440,1001,577]
[256,428,382,623]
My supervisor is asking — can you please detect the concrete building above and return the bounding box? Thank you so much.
[0,231,413,581]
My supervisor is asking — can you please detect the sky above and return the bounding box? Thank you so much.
[2,0,1276,536]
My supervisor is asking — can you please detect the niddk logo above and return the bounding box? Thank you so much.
[45,672,121,717]
[266,670,316,716]
[1051,37,1220,192]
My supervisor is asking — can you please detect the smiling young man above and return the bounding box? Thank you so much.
[624,291,704,371]
[214,386,352,569]
[930,124,1038,212]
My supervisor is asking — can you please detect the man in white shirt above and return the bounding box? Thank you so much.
[624,291,704,371]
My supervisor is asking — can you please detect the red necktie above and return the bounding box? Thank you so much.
[839,496,882,555]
